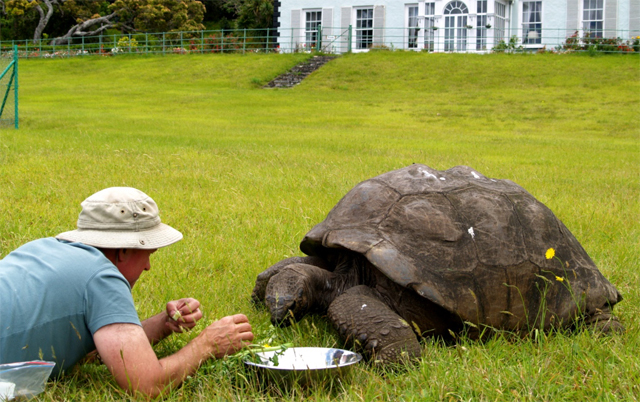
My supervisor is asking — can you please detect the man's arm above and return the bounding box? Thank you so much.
[93,314,253,398]
[141,312,173,344]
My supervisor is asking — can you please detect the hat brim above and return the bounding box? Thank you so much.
[56,223,183,250]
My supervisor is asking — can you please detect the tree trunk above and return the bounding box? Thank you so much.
[51,12,119,46]
[33,0,58,44]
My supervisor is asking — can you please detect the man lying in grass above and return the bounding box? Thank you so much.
[0,187,254,398]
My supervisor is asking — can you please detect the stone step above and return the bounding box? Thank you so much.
[264,55,337,88]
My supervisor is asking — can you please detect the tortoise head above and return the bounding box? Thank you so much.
[263,262,337,326]
[264,264,316,326]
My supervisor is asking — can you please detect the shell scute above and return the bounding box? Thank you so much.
[380,193,476,274]
[446,187,528,268]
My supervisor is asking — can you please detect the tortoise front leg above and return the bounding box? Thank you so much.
[327,285,421,364]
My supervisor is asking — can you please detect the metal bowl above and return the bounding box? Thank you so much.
[244,347,362,386]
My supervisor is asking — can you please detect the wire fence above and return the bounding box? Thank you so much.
[0,45,18,129]
[1,27,638,58]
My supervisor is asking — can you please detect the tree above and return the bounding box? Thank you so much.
[5,0,96,43]
[235,0,272,30]
[50,0,133,45]
[4,0,206,44]
[5,0,57,42]
[31,0,55,41]
[1,0,40,40]
[51,11,119,45]
[109,0,205,33]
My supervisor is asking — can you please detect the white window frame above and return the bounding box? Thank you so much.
[521,1,542,46]
[304,10,322,49]
[424,2,436,51]
[406,4,419,49]
[354,7,374,51]
[444,1,470,52]
[476,0,488,50]
[581,0,604,38]
[494,2,507,44]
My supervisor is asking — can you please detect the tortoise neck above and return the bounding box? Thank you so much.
[325,252,368,299]
[311,252,370,313]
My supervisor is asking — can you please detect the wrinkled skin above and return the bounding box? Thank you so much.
[252,254,442,363]
[251,165,624,364]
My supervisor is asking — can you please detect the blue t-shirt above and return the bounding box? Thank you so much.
[0,238,141,376]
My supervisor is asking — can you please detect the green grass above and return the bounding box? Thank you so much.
[1,51,638,401]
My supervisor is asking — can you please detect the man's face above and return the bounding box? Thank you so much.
[117,249,157,287]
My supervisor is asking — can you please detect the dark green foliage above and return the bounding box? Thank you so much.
[1,0,215,42]
[236,0,273,29]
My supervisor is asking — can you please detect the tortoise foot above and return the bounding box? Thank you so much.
[584,309,625,334]
[328,285,421,364]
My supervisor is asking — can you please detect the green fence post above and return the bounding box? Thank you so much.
[222,29,225,53]
[243,29,246,54]
[201,30,204,54]
[82,35,85,55]
[266,28,270,53]
[316,25,321,52]
[348,25,352,53]
[180,31,183,51]
[162,32,166,55]
[145,33,148,54]
[14,44,18,129]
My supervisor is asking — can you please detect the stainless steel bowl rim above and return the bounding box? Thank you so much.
[243,347,362,371]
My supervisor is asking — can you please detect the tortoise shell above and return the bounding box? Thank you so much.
[300,164,622,330]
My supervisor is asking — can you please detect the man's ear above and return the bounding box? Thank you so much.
[116,248,127,262]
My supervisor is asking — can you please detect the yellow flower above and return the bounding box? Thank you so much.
[545,248,555,260]
[262,343,271,348]
[555,276,564,282]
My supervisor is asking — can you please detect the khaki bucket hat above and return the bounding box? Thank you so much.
[56,187,183,249]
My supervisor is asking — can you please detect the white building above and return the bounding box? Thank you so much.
[273,0,640,52]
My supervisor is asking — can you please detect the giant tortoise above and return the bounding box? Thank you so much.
[251,164,623,363]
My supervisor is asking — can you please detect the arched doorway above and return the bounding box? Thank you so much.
[444,1,469,51]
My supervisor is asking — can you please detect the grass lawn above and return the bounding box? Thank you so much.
[0,51,638,401]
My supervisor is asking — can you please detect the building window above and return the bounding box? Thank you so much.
[523,1,542,44]
[407,5,419,49]
[424,2,436,51]
[494,2,506,43]
[583,0,604,38]
[305,10,322,48]
[444,1,469,52]
[356,8,374,49]
[476,0,487,50]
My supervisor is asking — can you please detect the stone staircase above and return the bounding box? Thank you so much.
[264,55,337,88]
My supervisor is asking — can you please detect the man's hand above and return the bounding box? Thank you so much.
[141,298,203,343]
[198,314,254,359]
[166,298,202,333]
